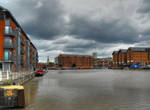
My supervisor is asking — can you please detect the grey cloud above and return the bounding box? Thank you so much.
[137,0,150,13]
[68,15,139,44]
[63,42,97,53]
[10,0,66,40]
[4,0,150,61]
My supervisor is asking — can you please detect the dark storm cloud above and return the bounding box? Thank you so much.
[137,0,150,13]
[68,15,139,43]
[136,0,150,37]
[63,42,97,53]
[13,0,66,40]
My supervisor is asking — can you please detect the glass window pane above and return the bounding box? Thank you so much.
[5,26,12,34]
[5,38,12,48]
[5,26,9,34]
[4,51,9,60]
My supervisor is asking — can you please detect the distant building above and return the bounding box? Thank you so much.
[55,54,94,69]
[112,51,119,67]
[0,6,38,72]
[47,56,50,64]
[127,47,150,66]
[38,63,47,69]
[112,47,150,68]
[93,52,97,59]
[118,49,127,66]
[96,57,112,68]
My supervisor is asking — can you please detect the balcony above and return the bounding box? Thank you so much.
[21,57,24,65]
[21,49,25,55]
[3,38,14,49]
[21,39,25,46]
[3,26,16,38]
[3,56,13,62]
[3,43,14,49]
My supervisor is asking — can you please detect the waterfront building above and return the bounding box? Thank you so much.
[118,49,127,66]
[96,57,112,68]
[112,51,119,67]
[112,47,150,68]
[127,47,150,66]
[0,6,38,72]
[56,54,94,69]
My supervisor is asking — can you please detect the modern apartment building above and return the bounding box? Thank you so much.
[0,6,38,72]
[55,54,94,69]
[112,47,150,67]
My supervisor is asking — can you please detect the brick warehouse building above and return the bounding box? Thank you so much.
[118,49,127,67]
[112,47,150,68]
[55,54,94,69]
[112,51,119,67]
[127,47,150,66]
[0,6,38,72]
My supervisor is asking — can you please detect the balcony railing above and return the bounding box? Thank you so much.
[3,42,14,49]
[21,49,25,55]
[3,56,14,62]
[21,39,25,46]
[21,57,24,65]
[3,26,16,38]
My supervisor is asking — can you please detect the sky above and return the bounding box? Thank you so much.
[1,0,150,62]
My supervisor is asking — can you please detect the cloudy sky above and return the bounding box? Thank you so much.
[1,0,150,62]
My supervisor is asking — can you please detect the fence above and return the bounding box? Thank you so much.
[0,71,35,85]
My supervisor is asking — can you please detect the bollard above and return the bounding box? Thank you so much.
[0,85,25,108]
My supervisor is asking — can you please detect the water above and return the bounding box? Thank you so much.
[14,70,150,110]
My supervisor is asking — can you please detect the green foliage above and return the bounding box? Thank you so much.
[49,62,54,66]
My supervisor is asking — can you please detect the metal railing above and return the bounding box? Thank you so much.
[0,71,34,85]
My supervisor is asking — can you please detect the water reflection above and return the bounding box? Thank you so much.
[13,70,150,110]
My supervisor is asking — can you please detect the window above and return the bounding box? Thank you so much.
[4,38,12,47]
[4,26,13,34]
[4,51,12,61]
[4,51,9,61]
[5,19,10,26]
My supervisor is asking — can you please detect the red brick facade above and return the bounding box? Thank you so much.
[112,47,150,67]
[56,54,94,69]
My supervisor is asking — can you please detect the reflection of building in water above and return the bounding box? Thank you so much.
[55,54,94,69]
[24,81,38,106]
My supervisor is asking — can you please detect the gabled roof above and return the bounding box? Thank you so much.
[119,49,127,53]
[112,51,118,55]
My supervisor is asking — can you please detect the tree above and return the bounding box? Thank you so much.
[49,62,54,66]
